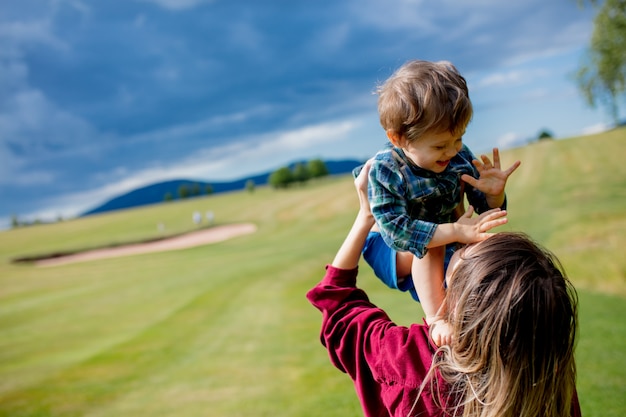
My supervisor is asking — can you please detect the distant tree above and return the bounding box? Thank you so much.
[11,214,19,228]
[538,129,554,140]
[164,192,173,202]
[245,179,255,193]
[292,162,311,184]
[191,183,201,196]
[269,166,294,188]
[575,0,626,124]
[178,184,190,199]
[308,159,329,178]
[205,184,213,195]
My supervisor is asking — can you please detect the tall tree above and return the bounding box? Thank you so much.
[575,0,626,123]
[178,184,190,199]
[308,159,329,178]
[292,162,311,183]
[191,183,201,196]
[245,179,255,193]
[269,167,293,188]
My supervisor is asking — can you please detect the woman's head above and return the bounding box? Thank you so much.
[376,60,473,142]
[438,232,578,417]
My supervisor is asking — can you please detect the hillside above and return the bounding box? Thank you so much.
[81,159,363,216]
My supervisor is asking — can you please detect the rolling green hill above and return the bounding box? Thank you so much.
[0,127,624,416]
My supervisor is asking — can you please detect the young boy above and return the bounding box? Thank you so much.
[357,60,520,345]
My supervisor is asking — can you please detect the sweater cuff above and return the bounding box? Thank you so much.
[323,265,358,287]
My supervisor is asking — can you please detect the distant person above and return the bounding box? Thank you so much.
[192,211,202,226]
[307,162,580,417]
[354,60,520,345]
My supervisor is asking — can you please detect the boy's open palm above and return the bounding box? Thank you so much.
[460,148,520,196]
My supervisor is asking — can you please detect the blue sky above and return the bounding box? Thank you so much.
[0,0,618,229]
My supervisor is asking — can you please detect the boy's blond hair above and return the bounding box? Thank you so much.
[377,60,473,142]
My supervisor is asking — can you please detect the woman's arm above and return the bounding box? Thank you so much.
[331,160,376,269]
[307,160,437,417]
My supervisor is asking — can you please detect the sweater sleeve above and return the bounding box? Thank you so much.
[306,265,394,377]
[306,265,438,417]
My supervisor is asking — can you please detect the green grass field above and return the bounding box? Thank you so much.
[1,127,625,416]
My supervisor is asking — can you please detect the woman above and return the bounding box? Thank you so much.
[307,162,580,417]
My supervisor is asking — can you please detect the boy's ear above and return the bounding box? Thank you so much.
[386,130,404,147]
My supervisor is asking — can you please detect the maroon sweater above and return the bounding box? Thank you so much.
[307,265,582,417]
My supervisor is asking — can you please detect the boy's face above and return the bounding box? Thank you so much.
[395,130,463,173]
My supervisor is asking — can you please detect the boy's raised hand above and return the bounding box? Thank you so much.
[460,148,521,197]
[454,206,508,243]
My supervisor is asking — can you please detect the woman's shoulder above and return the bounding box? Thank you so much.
[374,323,436,385]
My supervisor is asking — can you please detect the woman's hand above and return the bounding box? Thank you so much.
[355,159,375,227]
[330,160,376,269]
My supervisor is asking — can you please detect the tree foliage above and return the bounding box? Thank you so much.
[268,159,329,189]
[538,129,554,140]
[292,162,311,183]
[191,183,201,196]
[178,184,189,199]
[269,167,294,188]
[575,0,626,123]
[308,158,329,178]
[245,179,255,193]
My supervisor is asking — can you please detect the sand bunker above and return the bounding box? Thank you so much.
[36,223,257,267]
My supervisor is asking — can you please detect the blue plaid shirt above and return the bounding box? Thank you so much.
[364,144,503,258]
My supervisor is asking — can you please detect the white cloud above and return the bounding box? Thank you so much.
[477,71,525,88]
[309,23,352,55]
[136,0,213,11]
[521,88,550,100]
[258,120,356,152]
[0,20,68,53]
[228,21,266,52]
[155,119,359,181]
[347,0,437,34]
[153,65,180,82]
[580,123,610,135]
[0,89,98,158]
[496,131,527,149]
[134,14,147,28]
[125,105,274,146]
[15,118,362,224]
[475,68,550,89]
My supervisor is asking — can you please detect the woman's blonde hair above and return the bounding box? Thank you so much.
[376,60,473,141]
[417,232,578,417]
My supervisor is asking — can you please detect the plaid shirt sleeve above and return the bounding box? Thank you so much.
[368,157,437,259]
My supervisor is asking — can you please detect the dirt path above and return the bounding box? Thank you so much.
[37,223,257,267]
